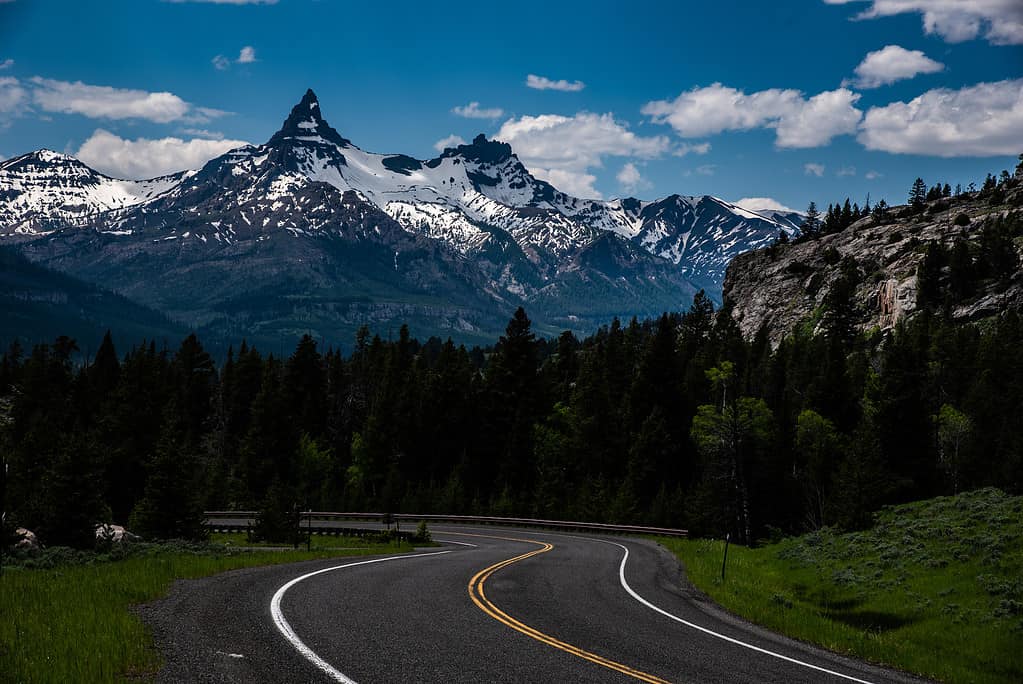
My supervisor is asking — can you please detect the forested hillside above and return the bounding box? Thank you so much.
[3,294,1021,548]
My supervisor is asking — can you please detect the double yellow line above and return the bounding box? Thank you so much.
[462,533,671,684]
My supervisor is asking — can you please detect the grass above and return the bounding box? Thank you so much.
[208,531,383,549]
[659,488,1023,684]
[0,539,406,683]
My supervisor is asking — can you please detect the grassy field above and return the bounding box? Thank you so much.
[208,530,400,549]
[0,540,404,683]
[660,488,1023,683]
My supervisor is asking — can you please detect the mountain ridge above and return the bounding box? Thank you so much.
[0,89,796,345]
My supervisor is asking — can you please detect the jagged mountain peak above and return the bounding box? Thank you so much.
[441,133,514,166]
[268,88,352,149]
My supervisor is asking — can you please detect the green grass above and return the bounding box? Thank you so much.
[208,531,382,549]
[0,540,404,683]
[660,488,1023,683]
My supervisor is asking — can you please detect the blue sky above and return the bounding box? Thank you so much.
[0,0,1021,214]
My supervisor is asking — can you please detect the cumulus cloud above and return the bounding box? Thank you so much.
[733,197,799,214]
[0,59,13,70]
[30,77,224,123]
[824,0,1023,45]
[849,44,944,88]
[433,134,466,152]
[451,101,503,119]
[837,166,857,176]
[212,55,231,71]
[539,168,601,198]
[494,112,670,199]
[805,162,826,176]
[642,83,862,148]
[0,76,27,115]
[76,129,248,178]
[526,74,586,92]
[237,46,257,63]
[858,78,1023,156]
[616,162,651,193]
[865,170,883,179]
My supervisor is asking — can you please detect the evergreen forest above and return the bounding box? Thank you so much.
[3,292,1021,548]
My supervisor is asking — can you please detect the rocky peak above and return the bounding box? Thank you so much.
[268,88,352,148]
[441,134,514,166]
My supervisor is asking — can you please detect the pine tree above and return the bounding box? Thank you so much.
[909,178,927,210]
[802,201,821,237]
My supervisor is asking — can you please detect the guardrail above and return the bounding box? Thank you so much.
[204,511,687,538]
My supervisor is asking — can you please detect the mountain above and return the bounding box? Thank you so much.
[0,89,794,346]
[723,187,1023,347]
[0,245,186,352]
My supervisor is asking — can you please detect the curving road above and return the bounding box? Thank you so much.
[139,526,928,683]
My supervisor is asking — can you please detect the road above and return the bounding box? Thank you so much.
[139,525,927,683]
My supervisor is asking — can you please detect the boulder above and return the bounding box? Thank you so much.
[14,527,39,551]
[95,523,140,543]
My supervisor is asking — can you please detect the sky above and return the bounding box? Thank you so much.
[0,0,1021,214]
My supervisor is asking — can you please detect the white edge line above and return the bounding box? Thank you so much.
[605,541,878,684]
[435,539,478,547]
[270,550,452,683]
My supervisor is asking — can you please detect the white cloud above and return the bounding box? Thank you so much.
[76,129,248,179]
[642,83,862,148]
[616,162,651,193]
[858,78,1023,156]
[865,170,883,179]
[526,74,586,92]
[0,76,27,114]
[837,166,857,176]
[825,0,1023,45]
[213,46,258,70]
[805,163,826,176]
[733,197,799,214]
[672,141,711,157]
[494,112,670,199]
[538,168,601,198]
[451,101,503,119]
[0,59,13,70]
[694,164,716,176]
[849,44,944,88]
[433,134,465,152]
[179,127,225,139]
[30,77,223,124]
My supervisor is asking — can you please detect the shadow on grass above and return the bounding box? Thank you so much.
[827,609,917,632]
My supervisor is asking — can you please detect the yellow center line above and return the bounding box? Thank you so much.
[446,531,672,684]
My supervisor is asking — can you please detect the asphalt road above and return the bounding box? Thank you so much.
[139,525,928,683]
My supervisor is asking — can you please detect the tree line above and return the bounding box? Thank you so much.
[2,288,1021,548]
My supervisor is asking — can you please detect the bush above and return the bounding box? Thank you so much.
[954,213,971,227]
[410,520,432,544]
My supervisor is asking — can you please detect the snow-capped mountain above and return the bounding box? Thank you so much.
[0,150,185,236]
[0,89,792,345]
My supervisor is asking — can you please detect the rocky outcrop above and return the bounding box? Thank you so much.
[724,192,1023,346]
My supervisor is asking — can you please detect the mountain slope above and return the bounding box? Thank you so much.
[0,245,186,351]
[0,88,796,344]
[724,189,1023,346]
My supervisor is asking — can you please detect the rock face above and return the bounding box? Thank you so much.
[724,191,1023,346]
[14,527,39,550]
[0,89,796,347]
